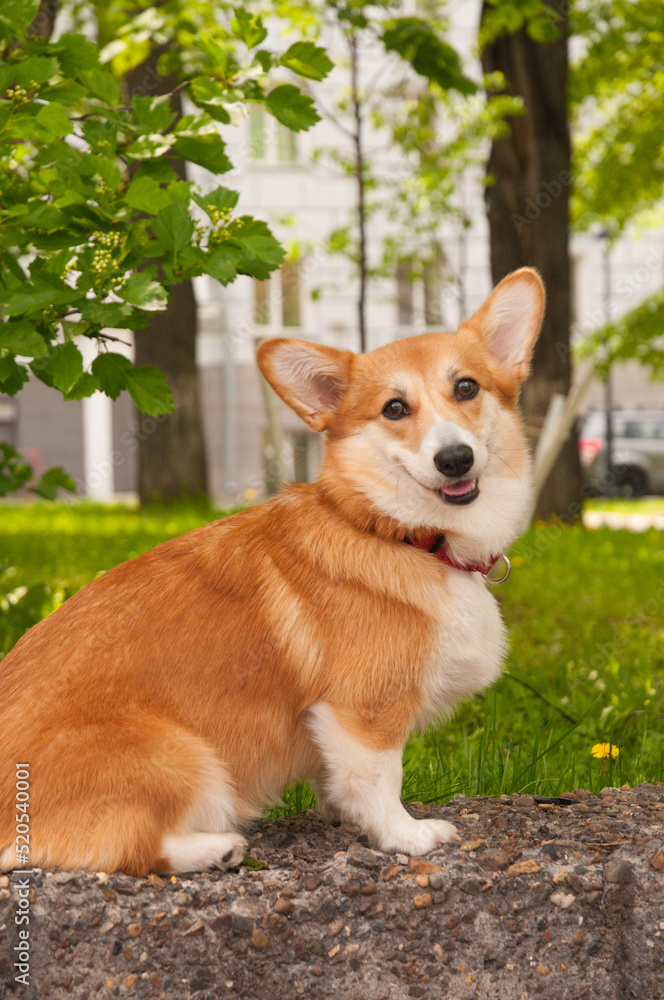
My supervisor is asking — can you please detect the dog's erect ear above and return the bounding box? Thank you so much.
[257,339,354,431]
[471,268,545,382]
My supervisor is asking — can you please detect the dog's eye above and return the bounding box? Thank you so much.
[382,398,410,420]
[454,378,479,400]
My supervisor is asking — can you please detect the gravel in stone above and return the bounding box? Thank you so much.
[1,782,663,999]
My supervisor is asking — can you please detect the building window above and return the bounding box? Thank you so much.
[396,263,414,326]
[395,253,446,329]
[254,277,270,325]
[276,123,297,163]
[253,260,302,328]
[280,260,300,326]
[248,107,298,163]
[423,258,442,327]
[249,106,266,161]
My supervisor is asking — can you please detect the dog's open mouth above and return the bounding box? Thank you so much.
[438,478,479,506]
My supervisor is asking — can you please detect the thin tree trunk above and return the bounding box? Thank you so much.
[125,54,208,504]
[29,0,58,37]
[349,33,367,353]
[481,7,582,521]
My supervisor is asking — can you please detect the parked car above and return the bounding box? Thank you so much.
[579,410,664,496]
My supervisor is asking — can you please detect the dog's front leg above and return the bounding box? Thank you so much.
[306,702,459,856]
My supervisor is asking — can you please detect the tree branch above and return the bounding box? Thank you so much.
[349,32,367,354]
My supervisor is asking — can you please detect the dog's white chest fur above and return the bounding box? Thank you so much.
[417,570,507,727]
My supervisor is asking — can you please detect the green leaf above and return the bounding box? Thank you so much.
[31,466,76,501]
[189,77,232,124]
[197,36,229,71]
[280,42,333,82]
[82,118,118,155]
[33,342,84,394]
[125,366,175,415]
[0,355,29,396]
[125,133,176,160]
[233,218,285,279]
[130,161,180,186]
[0,441,32,496]
[571,2,664,235]
[41,78,88,105]
[170,244,206,277]
[91,352,131,400]
[79,67,120,106]
[527,13,560,43]
[479,0,560,48]
[1,250,26,285]
[132,94,177,133]
[264,85,320,132]
[231,9,267,49]
[172,133,232,173]
[206,246,241,285]
[193,185,239,216]
[381,18,478,95]
[124,175,172,215]
[576,288,664,378]
[0,65,12,94]
[4,278,79,317]
[152,202,195,255]
[0,322,49,358]
[13,56,59,88]
[35,102,73,139]
[254,50,274,73]
[189,77,227,105]
[53,33,99,76]
[86,154,122,189]
[119,271,168,311]
[0,0,39,43]
[63,372,101,400]
[80,299,138,329]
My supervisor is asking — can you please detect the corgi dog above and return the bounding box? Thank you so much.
[0,268,544,876]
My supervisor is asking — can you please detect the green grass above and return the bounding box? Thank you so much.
[1,502,663,807]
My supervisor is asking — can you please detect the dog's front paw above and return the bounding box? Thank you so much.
[210,832,248,869]
[162,832,248,873]
[416,818,461,850]
[375,817,460,856]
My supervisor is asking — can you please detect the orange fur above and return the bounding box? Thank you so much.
[0,268,544,874]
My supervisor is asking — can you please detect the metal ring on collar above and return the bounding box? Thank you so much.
[484,554,511,585]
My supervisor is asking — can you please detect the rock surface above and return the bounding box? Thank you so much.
[2,784,664,999]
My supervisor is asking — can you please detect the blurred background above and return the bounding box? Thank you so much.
[2,0,663,523]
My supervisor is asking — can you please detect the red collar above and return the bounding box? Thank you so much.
[406,536,510,583]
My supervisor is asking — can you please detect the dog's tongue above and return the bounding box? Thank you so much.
[441,478,475,498]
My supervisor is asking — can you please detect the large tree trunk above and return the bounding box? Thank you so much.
[125,56,208,504]
[132,282,208,503]
[480,8,582,522]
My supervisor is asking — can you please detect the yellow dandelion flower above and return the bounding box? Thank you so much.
[590,743,619,759]
[244,487,258,501]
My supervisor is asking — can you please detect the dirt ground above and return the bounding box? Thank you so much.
[2,784,664,1000]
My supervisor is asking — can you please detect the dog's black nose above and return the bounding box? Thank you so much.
[434,444,474,478]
